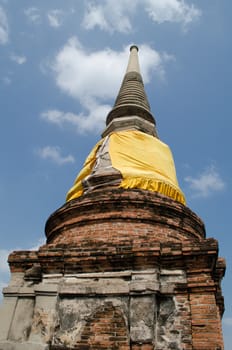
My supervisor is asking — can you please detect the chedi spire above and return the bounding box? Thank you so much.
[66,45,185,204]
[103,45,157,138]
[0,44,225,350]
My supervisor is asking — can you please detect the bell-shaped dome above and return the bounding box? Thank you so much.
[66,46,185,205]
[66,129,185,204]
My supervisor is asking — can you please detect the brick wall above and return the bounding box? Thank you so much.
[45,189,205,245]
[190,293,224,350]
[75,302,129,349]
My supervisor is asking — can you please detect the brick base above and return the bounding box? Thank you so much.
[1,189,225,349]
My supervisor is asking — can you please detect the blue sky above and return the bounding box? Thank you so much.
[0,0,231,347]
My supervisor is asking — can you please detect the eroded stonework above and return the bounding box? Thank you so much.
[0,268,192,350]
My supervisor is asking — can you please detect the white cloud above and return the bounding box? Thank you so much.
[0,6,8,44]
[53,40,168,99]
[41,104,110,134]
[83,0,201,33]
[145,0,201,27]
[83,0,138,33]
[37,146,75,165]
[46,38,171,134]
[185,165,225,198]
[24,7,71,28]
[10,54,27,65]
[0,249,10,274]
[52,37,127,101]
[47,9,64,28]
[24,7,41,23]
[0,249,10,301]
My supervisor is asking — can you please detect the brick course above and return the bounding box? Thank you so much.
[45,189,205,245]
[75,302,129,349]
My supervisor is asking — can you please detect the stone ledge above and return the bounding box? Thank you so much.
[101,115,157,138]
[0,341,49,350]
[59,278,129,296]
[129,281,160,293]
[34,284,58,296]
[3,286,34,298]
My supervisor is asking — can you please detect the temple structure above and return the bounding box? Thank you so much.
[0,46,225,350]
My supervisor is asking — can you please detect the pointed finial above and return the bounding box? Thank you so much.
[102,45,157,138]
[130,45,139,51]
[126,45,140,74]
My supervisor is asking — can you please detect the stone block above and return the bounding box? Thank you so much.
[59,278,129,295]
[0,342,49,350]
[29,293,58,345]
[0,297,18,341]
[130,296,156,342]
[8,273,24,287]
[8,298,34,342]
[34,283,58,296]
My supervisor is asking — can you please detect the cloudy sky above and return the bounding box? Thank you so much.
[0,0,231,347]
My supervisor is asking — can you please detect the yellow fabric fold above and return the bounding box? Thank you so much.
[66,139,104,201]
[66,130,185,205]
[120,178,185,204]
[109,130,185,204]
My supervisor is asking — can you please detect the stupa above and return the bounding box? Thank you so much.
[0,46,225,350]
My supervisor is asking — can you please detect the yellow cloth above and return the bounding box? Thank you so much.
[66,139,103,201]
[109,131,185,204]
[66,130,185,205]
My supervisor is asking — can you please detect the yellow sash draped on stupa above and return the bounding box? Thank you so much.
[66,130,185,205]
